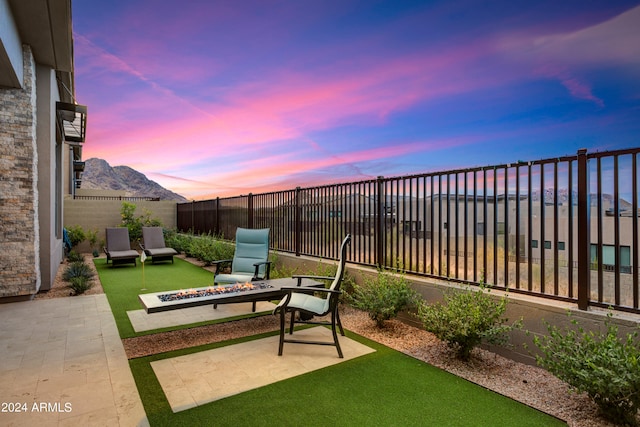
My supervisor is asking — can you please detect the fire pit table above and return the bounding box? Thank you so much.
[138,277,324,314]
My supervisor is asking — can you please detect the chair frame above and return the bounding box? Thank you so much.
[275,235,351,358]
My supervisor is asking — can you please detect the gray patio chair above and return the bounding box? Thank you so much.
[104,227,139,267]
[212,228,272,311]
[140,227,177,264]
[273,234,351,358]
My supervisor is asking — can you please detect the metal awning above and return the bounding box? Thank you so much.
[57,102,87,143]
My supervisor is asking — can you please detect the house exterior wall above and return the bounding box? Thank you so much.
[0,45,40,297]
[36,63,64,291]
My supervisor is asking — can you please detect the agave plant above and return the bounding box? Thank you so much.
[62,261,94,281]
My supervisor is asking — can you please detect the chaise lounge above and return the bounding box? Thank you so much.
[104,227,139,267]
[140,226,177,264]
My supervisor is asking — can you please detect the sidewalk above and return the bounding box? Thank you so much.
[0,295,148,427]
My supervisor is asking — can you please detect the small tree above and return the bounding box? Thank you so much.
[120,201,162,242]
[348,268,419,328]
[86,228,99,257]
[534,312,640,426]
[417,283,520,360]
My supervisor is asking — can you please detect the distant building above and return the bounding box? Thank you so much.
[0,0,87,299]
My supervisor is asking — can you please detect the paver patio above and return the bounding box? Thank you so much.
[151,326,375,412]
[0,295,148,427]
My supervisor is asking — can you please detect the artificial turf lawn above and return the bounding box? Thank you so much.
[130,332,566,427]
[96,256,565,426]
[94,257,269,338]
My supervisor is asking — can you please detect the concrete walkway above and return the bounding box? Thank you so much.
[0,295,148,427]
[0,293,375,425]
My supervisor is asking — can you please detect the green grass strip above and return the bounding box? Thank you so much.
[130,331,565,427]
[94,257,268,338]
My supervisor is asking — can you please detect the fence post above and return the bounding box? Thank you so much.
[295,187,301,256]
[247,193,254,228]
[577,148,589,310]
[190,200,194,232]
[376,176,385,268]
[215,197,220,235]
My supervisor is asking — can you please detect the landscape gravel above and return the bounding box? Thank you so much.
[41,254,631,427]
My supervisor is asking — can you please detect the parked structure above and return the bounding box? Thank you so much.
[0,0,87,299]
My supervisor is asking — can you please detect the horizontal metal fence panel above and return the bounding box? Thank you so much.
[177,148,640,314]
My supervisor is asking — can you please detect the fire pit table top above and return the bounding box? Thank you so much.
[138,277,324,314]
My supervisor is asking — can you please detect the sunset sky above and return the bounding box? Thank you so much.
[73,0,640,200]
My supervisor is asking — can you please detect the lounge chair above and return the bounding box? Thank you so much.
[273,234,351,358]
[141,227,177,264]
[212,228,272,311]
[104,227,139,267]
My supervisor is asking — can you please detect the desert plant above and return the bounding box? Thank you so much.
[348,268,419,328]
[65,225,86,248]
[67,276,92,295]
[67,251,85,263]
[62,261,94,281]
[86,228,99,256]
[534,312,640,426]
[417,283,520,360]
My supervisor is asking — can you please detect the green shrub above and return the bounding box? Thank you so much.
[187,233,235,265]
[348,269,419,328]
[67,251,84,263]
[66,225,86,248]
[67,276,92,295]
[417,283,520,360]
[534,313,640,426]
[62,261,94,281]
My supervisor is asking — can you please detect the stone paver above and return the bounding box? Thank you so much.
[0,295,148,427]
[151,326,376,412]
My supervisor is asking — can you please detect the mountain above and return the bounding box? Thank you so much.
[81,158,187,202]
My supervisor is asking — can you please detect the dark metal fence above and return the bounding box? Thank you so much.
[73,195,161,201]
[177,148,640,314]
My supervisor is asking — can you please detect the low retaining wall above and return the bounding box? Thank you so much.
[274,251,640,365]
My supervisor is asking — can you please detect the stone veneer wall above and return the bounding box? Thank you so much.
[0,46,40,298]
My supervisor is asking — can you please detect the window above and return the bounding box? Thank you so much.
[477,222,485,236]
[557,241,565,251]
[531,240,538,248]
[590,244,631,273]
[544,241,551,249]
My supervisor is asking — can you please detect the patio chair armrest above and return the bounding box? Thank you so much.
[291,275,335,286]
[280,286,342,295]
[253,261,272,280]
[273,287,342,315]
[210,259,233,276]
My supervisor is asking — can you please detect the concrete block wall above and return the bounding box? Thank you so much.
[0,46,40,298]
[63,198,177,252]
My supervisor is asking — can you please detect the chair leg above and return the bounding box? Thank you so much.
[331,310,343,358]
[289,309,296,334]
[336,309,345,336]
[278,309,286,356]
[252,301,256,312]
